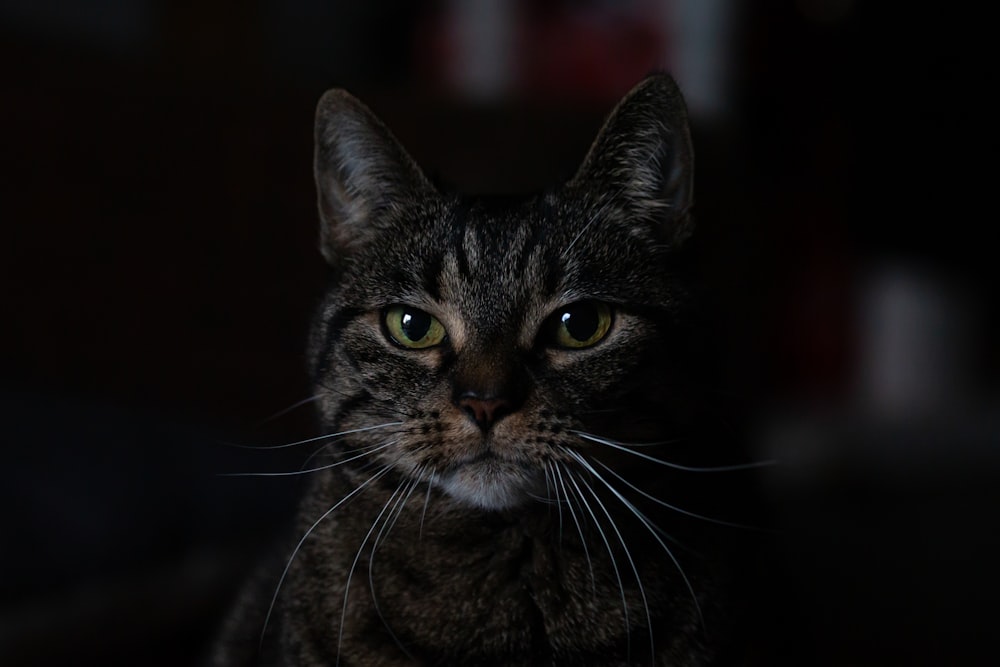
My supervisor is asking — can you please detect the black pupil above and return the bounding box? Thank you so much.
[561,303,598,341]
[400,310,432,341]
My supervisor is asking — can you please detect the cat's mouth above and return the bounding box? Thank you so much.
[446,431,527,467]
[449,442,539,473]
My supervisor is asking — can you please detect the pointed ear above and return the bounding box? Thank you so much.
[570,74,694,243]
[314,90,436,266]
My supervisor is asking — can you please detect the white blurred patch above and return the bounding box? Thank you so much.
[857,265,977,416]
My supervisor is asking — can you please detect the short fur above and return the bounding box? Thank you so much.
[212,74,749,667]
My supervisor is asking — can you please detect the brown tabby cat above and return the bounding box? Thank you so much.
[212,73,761,666]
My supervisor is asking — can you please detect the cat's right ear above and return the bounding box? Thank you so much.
[314,90,436,266]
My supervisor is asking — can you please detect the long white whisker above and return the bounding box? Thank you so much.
[298,437,391,472]
[527,465,560,505]
[552,463,564,546]
[259,463,392,648]
[297,441,336,472]
[572,431,777,472]
[543,463,553,504]
[222,440,397,477]
[382,470,423,547]
[252,394,322,427]
[566,448,705,629]
[224,422,403,450]
[608,439,686,448]
[592,459,769,532]
[337,476,408,667]
[563,467,631,662]
[554,461,596,595]
[419,472,434,540]
[313,382,423,422]
[573,468,655,664]
[298,436,414,473]
[368,471,422,661]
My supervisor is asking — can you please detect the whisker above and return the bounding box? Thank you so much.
[383,470,424,546]
[572,431,778,472]
[524,491,560,505]
[260,463,393,648]
[609,439,686,448]
[565,448,705,629]
[563,466,631,662]
[224,422,403,451]
[297,441,339,472]
[576,407,628,415]
[573,468,655,664]
[527,464,559,506]
[592,459,770,532]
[554,461,596,595]
[553,462,564,546]
[419,472,434,540]
[252,394,322,427]
[314,381,424,422]
[368,471,422,661]
[299,438,389,473]
[222,440,398,477]
[337,476,409,667]
[298,437,408,472]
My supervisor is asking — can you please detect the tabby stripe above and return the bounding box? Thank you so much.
[514,204,546,279]
[312,306,362,382]
[449,198,472,278]
[542,247,564,295]
[332,388,373,429]
[421,253,443,301]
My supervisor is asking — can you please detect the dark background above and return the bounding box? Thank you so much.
[2,1,997,665]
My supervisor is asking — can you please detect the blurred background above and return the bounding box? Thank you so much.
[1,1,996,665]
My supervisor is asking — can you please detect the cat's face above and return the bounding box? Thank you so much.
[309,75,695,511]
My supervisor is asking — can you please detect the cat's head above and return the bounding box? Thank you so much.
[309,75,697,511]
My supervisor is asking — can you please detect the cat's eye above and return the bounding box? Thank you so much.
[383,305,447,349]
[549,301,613,349]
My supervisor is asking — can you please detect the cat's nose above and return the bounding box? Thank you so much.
[456,394,513,432]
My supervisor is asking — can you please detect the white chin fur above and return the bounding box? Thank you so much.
[439,465,537,511]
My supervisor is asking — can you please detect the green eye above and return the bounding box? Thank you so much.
[550,301,613,349]
[384,305,447,349]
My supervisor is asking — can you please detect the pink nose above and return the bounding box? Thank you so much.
[457,396,512,431]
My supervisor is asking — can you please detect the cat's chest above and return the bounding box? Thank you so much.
[292,480,684,663]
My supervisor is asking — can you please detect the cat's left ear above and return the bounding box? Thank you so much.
[314,90,437,266]
[570,73,694,244]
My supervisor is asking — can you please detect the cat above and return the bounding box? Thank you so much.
[211,73,765,667]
